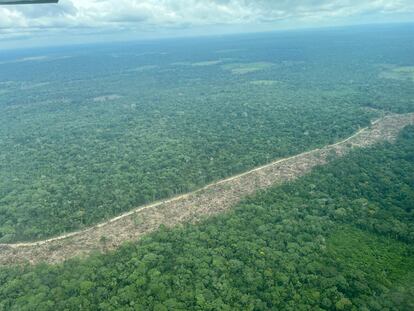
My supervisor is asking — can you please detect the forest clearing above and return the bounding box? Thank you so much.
[0,112,413,266]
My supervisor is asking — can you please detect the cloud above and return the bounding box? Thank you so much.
[1,0,414,47]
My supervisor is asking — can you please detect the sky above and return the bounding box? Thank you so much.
[1,0,414,49]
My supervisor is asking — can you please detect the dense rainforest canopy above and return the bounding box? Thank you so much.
[0,125,413,311]
[0,24,413,310]
[1,26,414,242]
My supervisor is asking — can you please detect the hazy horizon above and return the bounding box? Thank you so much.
[1,21,413,53]
[1,0,414,49]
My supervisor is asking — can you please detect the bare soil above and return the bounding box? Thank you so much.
[1,113,413,265]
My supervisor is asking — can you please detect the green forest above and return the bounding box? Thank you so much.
[1,125,412,310]
[1,25,414,310]
[1,26,414,242]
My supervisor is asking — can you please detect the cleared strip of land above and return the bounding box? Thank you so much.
[1,113,413,265]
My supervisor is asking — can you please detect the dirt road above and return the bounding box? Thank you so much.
[1,113,413,265]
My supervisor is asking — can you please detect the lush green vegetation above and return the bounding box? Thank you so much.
[4,27,409,242]
[327,227,414,299]
[0,25,413,243]
[1,123,412,310]
[0,78,375,243]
